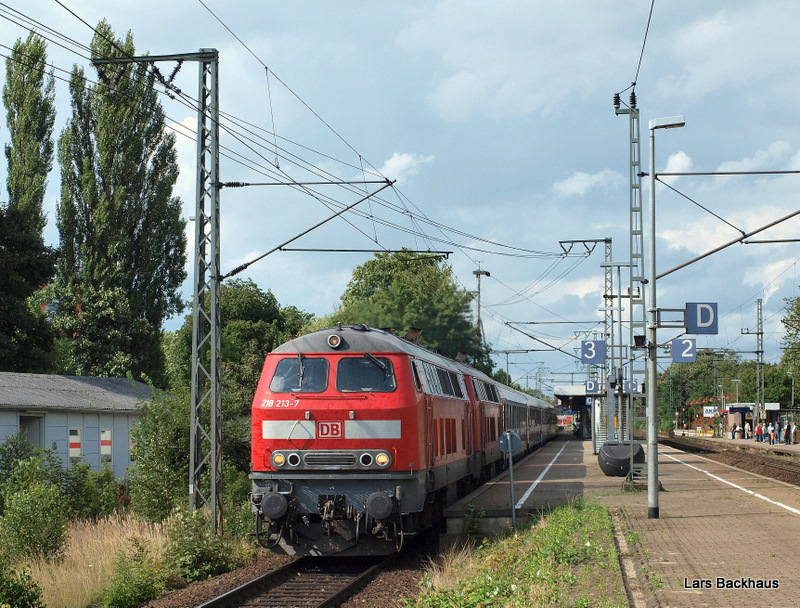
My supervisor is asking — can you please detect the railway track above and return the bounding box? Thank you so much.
[197,555,391,608]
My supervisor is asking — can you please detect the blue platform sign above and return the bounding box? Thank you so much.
[672,338,697,362]
[623,380,640,394]
[581,340,605,364]
[585,379,603,394]
[686,302,718,334]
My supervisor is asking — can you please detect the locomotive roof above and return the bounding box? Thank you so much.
[272,325,553,409]
[273,325,447,361]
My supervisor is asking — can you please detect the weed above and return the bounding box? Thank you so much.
[410,500,627,608]
[460,503,486,542]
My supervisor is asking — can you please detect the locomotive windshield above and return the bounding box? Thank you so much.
[337,355,396,392]
[269,356,328,393]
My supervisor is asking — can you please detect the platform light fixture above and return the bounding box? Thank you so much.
[647,115,685,520]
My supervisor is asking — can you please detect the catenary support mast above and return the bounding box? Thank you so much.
[93,49,223,531]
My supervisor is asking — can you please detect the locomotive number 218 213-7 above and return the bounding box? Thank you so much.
[259,398,299,408]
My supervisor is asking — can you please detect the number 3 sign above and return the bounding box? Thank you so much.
[581,340,605,364]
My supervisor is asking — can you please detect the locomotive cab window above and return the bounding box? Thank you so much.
[270,356,329,393]
[337,355,396,392]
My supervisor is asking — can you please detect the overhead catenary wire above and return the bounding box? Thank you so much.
[0,23,562,265]
[8,2,664,376]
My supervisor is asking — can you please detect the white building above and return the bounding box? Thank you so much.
[0,372,150,478]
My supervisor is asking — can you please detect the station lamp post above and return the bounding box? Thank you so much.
[647,115,685,519]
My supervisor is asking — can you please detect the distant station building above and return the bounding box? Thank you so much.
[0,372,151,479]
[554,385,592,440]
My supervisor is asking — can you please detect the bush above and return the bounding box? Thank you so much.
[0,564,44,608]
[0,433,36,514]
[163,509,243,583]
[63,460,121,519]
[102,537,171,608]
[0,450,63,516]
[0,482,68,563]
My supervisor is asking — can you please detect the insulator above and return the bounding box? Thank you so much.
[613,93,621,109]
[630,91,637,108]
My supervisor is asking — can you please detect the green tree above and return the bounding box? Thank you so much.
[782,296,800,376]
[165,279,312,410]
[323,250,489,369]
[127,390,189,522]
[0,32,57,371]
[162,279,313,478]
[55,20,186,385]
[655,351,795,430]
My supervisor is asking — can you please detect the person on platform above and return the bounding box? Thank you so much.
[768,422,775,445]
[785,422,793,445]
[744,421,751,439]
[756,423,763,443]
[792,422,797,445]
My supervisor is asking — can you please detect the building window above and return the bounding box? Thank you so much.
[69,429,81,462]
[100,429,112,464]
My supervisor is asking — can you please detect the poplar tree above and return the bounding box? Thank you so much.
[0,32,57,371]
[55,21,186,383]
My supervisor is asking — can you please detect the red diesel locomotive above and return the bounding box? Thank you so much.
[249,324,558,556]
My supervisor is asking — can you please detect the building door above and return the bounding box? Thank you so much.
[19,415,43,448]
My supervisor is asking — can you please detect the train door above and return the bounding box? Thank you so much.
[464,400,473,455]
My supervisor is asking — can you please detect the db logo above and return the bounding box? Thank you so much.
[317,421,343,438]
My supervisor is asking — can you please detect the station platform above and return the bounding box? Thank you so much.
[443,432,800,607]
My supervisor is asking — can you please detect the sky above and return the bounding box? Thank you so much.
[3,1,800,396]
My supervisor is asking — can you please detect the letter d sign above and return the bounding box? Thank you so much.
[685,302,718,334]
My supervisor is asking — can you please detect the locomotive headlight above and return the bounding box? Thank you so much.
[327,333,342,348]
[375,452,391,467]
[272,453,286,467]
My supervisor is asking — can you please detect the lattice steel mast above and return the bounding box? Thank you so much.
[93,49,223,530]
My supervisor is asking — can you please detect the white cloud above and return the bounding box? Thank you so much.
[397,0,634,121]
[656,4,800,100]
[743,258,797,304]
[663,151,693,175]
[551,169,624,198]
[657,151,693,189]
[717,141,791,173]
[378,152,434,184]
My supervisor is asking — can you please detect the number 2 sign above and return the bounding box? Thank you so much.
[672,338,696,362]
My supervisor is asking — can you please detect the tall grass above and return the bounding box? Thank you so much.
[26,514,167,608]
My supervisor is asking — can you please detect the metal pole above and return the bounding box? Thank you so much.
[506,430,516,527]
[646,115,685,519]
[190,49,222,531]
[647,123,659,519]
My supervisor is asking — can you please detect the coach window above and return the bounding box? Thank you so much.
[270,356,329,393]
[337,355,396,392]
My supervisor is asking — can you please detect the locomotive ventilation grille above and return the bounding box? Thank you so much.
[304,452,357,467]
[270,449,393,470]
